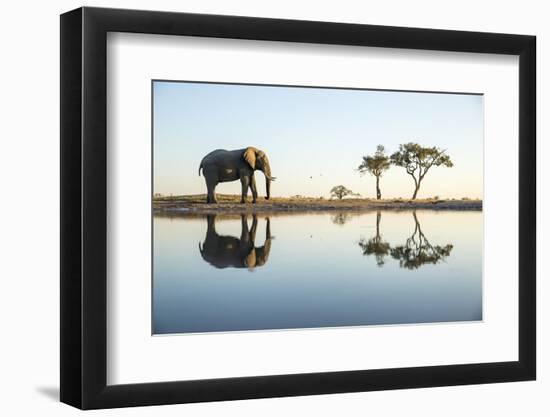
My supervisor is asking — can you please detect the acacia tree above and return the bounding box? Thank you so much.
[390,143,453,200]
[357,145,391,199]
[330,185,357,200]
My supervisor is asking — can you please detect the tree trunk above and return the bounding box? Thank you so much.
[412,185,420,200]
[376,176,381,200]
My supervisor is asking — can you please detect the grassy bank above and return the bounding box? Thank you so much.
[153,194,482,213]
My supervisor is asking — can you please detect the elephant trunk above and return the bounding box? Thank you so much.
[265,177,271,200]
[263,161,274,199]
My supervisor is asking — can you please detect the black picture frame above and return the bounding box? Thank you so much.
[60,6,536,410]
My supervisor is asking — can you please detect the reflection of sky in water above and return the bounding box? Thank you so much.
[153,210,482,334]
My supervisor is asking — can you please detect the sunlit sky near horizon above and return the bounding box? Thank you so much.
[153,81,483,199]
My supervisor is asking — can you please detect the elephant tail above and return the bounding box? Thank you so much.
[198,162,203,176]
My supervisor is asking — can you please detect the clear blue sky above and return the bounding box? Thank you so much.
[153,81,483,199]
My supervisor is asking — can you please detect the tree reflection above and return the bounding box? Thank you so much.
[358,211,453,269]
[358,211,390,266]
[331,212,352,225]
[390,211,453,269]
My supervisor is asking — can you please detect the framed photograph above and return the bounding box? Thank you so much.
[60,6,536,409]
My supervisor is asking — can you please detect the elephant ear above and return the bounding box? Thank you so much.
[243,147,257,169]
[244,248,257,268]
[256,240,271,266]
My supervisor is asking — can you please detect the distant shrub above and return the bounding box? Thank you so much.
[330,185,357,200]
[462,197,470,201]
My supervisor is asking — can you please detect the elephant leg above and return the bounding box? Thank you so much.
[240,214,250,242]
[211,186,218,204]
[206,214,216,233]
[203,176,211,203]
[205,175,218,204]
[240,176,250,203]
[206,187,214,204]
[249,175,258,204]
[249,214,258,242]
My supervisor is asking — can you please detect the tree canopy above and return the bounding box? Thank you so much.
[390,142,453,199]
[358,145,391,177]
[330,185,358,200]
[357,145,391,199]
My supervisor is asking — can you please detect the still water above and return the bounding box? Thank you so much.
[153,210,482,334]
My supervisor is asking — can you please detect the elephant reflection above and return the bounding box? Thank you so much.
[390,211,453,269]
[199,214,272,269]
[358,211,390,266]
[358,211,453,269]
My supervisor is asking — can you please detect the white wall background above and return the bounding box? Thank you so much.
[0,0,545,415]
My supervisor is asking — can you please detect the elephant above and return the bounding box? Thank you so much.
[198,147,276,204]
[199,214,272,269]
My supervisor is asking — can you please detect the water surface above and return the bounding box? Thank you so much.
[153,210,482,334]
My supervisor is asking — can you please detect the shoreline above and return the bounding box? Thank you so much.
[153,195,482,214]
